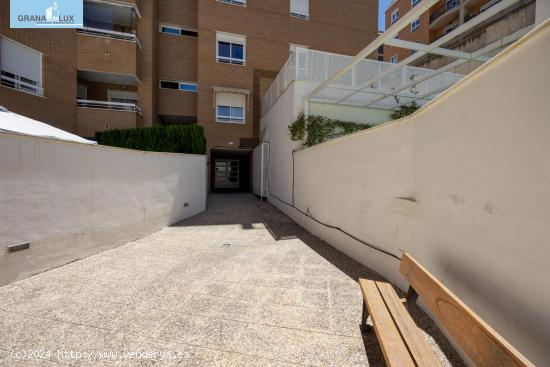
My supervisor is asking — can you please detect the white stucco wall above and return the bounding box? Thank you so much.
[0,133,207,285]
[260,21,550,366]
[309,101,393,125]
[536,0,550,25]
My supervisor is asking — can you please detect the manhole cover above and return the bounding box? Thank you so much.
[222,243,232,248]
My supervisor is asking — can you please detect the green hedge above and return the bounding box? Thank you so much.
[95,125,206,154]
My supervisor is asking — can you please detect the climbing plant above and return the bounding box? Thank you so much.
[288,114,372,147]
[390,102,420,120]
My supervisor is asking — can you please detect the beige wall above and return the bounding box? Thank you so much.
[0,133,207,286]
[536,0,550,25]
[259,22,550,366]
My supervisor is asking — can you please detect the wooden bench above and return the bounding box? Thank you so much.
[359,253,534,367]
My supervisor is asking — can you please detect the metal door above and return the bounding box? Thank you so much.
[214,159,240,189]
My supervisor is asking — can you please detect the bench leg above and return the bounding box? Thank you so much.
[405,286,419,310]
[361,301,371,333]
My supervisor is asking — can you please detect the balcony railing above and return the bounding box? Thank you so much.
[77,27,142,49]
[1,72,43,97]
[430,0,460,24]
[77,99,142,114]
[262,48,464,114]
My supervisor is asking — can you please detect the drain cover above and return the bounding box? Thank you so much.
[222,243,232,248]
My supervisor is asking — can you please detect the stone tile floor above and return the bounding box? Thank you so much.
[0,194,465,366]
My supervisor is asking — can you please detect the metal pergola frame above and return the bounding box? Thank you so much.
[304,0,527,115]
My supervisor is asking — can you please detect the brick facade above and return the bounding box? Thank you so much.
[1,0,378,189]
[382,0,535,73]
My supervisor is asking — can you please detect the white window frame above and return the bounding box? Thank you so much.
[391,9,399,25]
[216,92,246,124]
[216,32,246,66]
[159,80,199,92]
[217,0,246,6]
[216,105,245,123]
[411,0,421,7]
[390,54,398,64]
[411,18,420,32]
[290,0,310,19]
[0,36,43,97]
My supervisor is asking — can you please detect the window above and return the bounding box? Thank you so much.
[216,32,246,65]
[160,25,198,38]
[377,44,384,61]
[77,84,88,99]
[179,82,198,92]
[411,18,420,32]
[391,9,399,25]
[218,0,246,6]
[160,80,199,92]
[216,92,246,123]
[108,90,138,104]
[390,54,398,64]
[0,36,43,96]
[411,0,421,7]
[290,0,309,19]
[84,1,137,33]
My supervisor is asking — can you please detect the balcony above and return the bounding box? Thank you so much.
[430,0,461,29]
[76,103,141,137]
[0,72,44,97]
[77,99,141,113]
[76,70,141,137]
[464,0,503,22]
[77,33,140,81]
[77,0,141,78]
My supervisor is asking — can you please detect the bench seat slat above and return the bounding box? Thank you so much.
[359,279,416,367]
[376,281,442,367]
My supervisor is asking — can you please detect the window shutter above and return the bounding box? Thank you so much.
[216,32,246,46]
[291,0,309,16]
[216,92,246,108]
[0,37,42,84]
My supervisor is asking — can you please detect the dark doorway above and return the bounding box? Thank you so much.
[210,148,252,192]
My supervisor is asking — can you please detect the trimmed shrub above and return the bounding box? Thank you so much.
[95,124,207,154]
[288,114,372,147]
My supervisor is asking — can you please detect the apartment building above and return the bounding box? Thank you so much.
[0,0,378,191]
[383,0,535,72]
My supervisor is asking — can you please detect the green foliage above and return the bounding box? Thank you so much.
[390,102,420,120]
[288,114,372,147]
[95,124,207,154]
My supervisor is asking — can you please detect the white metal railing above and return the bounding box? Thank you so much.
[0,73,44,97]
[262,48,464,114]
[262,52,297,115]
[77,99,142,114]
[77,27,143,49]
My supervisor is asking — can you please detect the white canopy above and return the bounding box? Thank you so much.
[0,107,97,145]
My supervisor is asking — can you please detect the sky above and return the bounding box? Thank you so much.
[379,0,392,31]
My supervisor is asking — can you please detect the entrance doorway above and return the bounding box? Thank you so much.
[210,148,252,192]
[214,159,240,189]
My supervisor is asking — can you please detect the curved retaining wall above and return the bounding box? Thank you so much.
[260,22,550,365]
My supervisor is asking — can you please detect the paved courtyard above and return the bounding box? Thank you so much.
[0,194,463,366]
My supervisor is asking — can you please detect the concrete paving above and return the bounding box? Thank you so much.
[0,194,464,366]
